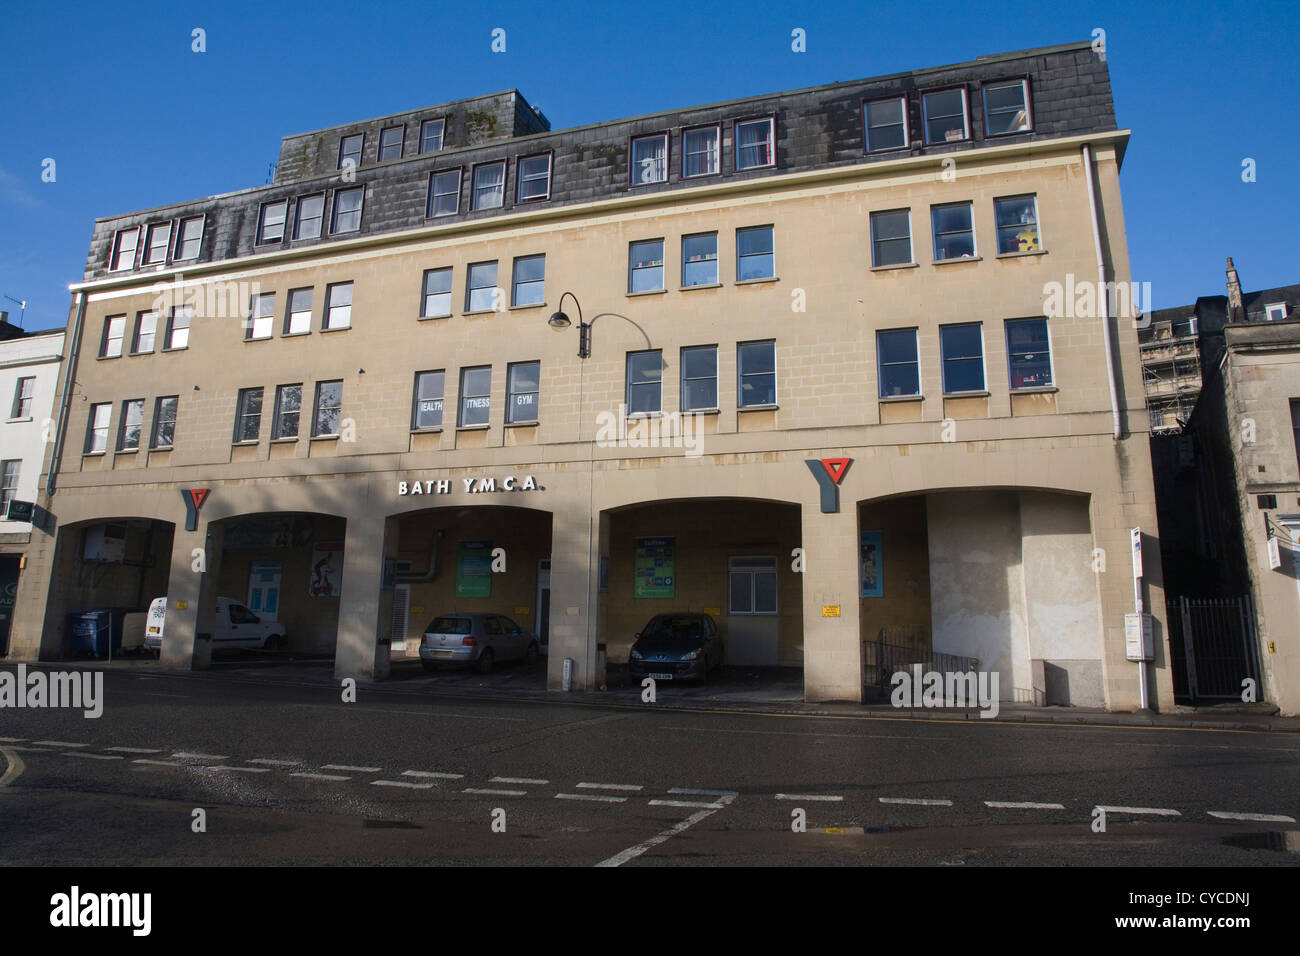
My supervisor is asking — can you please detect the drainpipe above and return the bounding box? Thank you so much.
[46,290,88,495]
[1082,144,1123,441]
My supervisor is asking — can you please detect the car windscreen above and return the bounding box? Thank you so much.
[428,617,472,635]
[642,617,704,639]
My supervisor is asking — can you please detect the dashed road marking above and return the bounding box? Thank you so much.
[1207,810,1296,823]
[557,793,627,803]
[879,797,953,807]
[577,782,642,791]
[597,792,737,867]
[649,799,724,809]
[669,787,739,797]
[321,764,382,773]
[1096,805,1181,816]
[105,747,162,754]
[491,776,548,785]
[61,752,123,761]
[248,758,301,767]
[985,801,1066,810]
[133,759,181,767]
[202,766,271,774]
[464,787,526,797]
[290,772,351,782]
[0,737,27,743]
[34,741,86,748]
[173,752,229,761]
[403,770,463,780]
[373,780,435,790]
[775,793,842,802]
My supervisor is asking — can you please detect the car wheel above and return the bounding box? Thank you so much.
[264,635,283,652]
[477,649,495,675]
[524,641,539,664]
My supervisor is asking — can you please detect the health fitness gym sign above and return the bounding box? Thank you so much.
[397,475,541,496]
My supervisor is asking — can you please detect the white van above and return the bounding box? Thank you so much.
[144,597,286,653]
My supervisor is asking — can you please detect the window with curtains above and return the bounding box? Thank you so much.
[630,133,668,185]
[294,194,324,239]
[472,161,505,209]
[420,118,445,153]
[428,169,461,217]
[165,305,191,349]
[682,125,720,178]
[85,403,111,453]
[734,118,774,170]
[110,228,138,271]
[132,312,157,353]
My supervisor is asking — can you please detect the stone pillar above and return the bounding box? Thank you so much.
[161,522,223,670]
[8,511,59,660]
[801,501,863,702]
[547,499,595,691]
[334,514,391,682]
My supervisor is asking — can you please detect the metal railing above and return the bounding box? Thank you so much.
[1167,595,1262,702]
[862,626,979,690]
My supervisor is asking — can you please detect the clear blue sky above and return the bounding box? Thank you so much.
[2,0,1296,330]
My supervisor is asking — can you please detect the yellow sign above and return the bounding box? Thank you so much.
[176,600,189,610]
[514,606,529,615]
[411,605,425,614]
[703,607,721,616]
[822,605,840,617]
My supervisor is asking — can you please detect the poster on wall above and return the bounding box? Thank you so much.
[634,537,675,599]
[309,544,343,597]
[860,531,883,598]
[456,540,493,598]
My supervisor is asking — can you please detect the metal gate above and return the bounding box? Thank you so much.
[1167,596,1261,702]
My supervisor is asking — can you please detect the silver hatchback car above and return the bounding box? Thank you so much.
[419,613,540,674]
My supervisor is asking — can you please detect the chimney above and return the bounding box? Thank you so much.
[1226,257,1245,323]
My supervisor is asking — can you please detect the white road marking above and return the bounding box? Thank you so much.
[557,793,627,803]
[0,737,26,743]
[1208,810,1296,823]
[373,780,435,790]
[61,752,123,761]
[0,748,25,788]
[775,793,842,802]
[985,801,1066,810]
[880,797,953,806]
[1096,805,1181,816]
[133,758,181,767]
[403,770,463,780]
[105,747,162,754]
[491,776,549,785]
[321,764,382,773]
[597,793,737,868]
[660,725,951,741]
[669,787,739,797]
[577,782,642,791]
[34,741,86,748]
[173,752,229,761]
[464,787,526,796]
[248,758,301,767]
[202,766,271,774]
[649,799,725,809]
[290,772,351,782]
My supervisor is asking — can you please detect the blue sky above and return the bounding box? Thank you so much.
[1,0,1296,330]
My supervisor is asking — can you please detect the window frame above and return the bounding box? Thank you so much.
[625,349,663,415]
[164,305,191,350]
[101,315,126,358]
[939,322,987,395]
[994,194,1042,255]
[728,555,779,616]
[0,459,19,515]
[921,86,970,145]
[338,133,364,171]
[131,311,158,354]
[272,384,303,440]
[510,255,546,307]
[233,387,263,444]
[515,152,553,204]
[680,345,719,412]
[506,360,540,424]
[311,380,343,438]
[465,261,498,313]
[293,194,325,240]
[116,398,145,452]
[109,227,139,272]
[628,131,670,186]
[681,231,719,287]
[470,160,507,211]
[324,282,353,330]
[256,199,288,245]
[870,209,913,268]
[174,215,204,260]
[733,116,776,172]
[412,370,446,430]
[419,117,446,154]
[1005,317,1055,391]
[736,339,777,409]
[151,395,178,449]
[458,365,492,428]
[142,221,172,265]
[1265,303,1288,322]
[931,201,977,261]
[284,287,314,335]
[421,267,453,318]
[981,78,1033,137]
[11,376,35,419]
[330,186,364,234]
[681,124,722,179]
[862,95,910,153]
[246,292,276,341]
[876,328,921,399]
[628,239,665,293]
[427,167,462,218]
[85,402,111,453]
[736,225,775,281]
[378,125,405,162]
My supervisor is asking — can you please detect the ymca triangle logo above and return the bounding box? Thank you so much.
[188,488,210,509]
[820,458,851,486]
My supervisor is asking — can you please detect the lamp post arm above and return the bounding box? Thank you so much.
[587,312,654,352]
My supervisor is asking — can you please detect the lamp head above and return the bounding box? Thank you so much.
[548,310,572,329]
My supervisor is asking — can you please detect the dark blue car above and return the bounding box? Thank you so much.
[627,613,723,684]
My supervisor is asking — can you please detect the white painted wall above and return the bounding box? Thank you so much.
[0,330,64,533]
